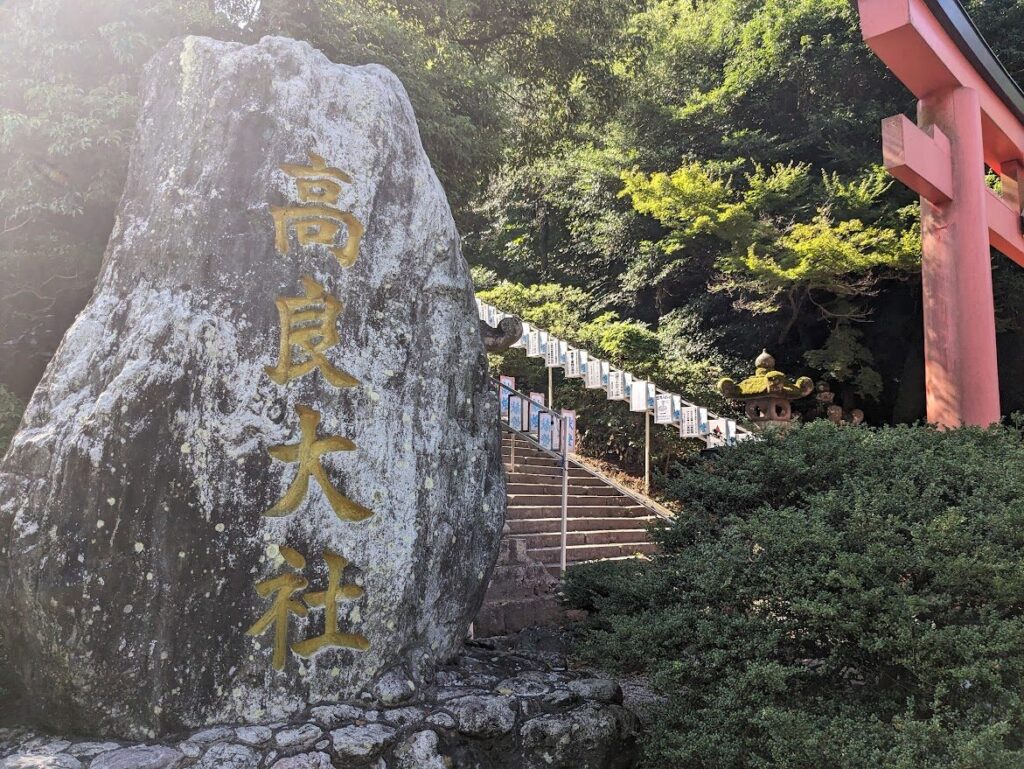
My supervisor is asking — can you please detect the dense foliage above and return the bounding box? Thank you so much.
[473,0,1024,424]
[565,421,1024,768]
[0,0,600,398]
[3,0,1024,430]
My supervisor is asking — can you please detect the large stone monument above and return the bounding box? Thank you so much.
[0,36,504,739]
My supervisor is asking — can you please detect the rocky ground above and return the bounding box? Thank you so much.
[0,642,640,769]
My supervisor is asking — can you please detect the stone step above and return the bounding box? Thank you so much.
[501,439,555,450]
[507,478,608,491]
[507,495,645,510]
[523,529,652,548]
[506,466,601,481]
[528,542,660,565]
[506,516,658,535]
[509,467,604,480]
[500,428,662,576]
[501,452,562,467]
[506,502,653,518]
[506,482,623,497]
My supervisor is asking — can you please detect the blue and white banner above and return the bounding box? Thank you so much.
[539,413,554,450]
[545,336,562,368]
[608,371,627,401]
[561,409,577,454]
[509,396,524,432]
[566,349,584,378]
[517,321,531,348]
[654,393,674,424]
[680,407,708,438]
[499,375,515,419]
[527,329,541,357]
[529,392,545,434]
[630,379,648,412]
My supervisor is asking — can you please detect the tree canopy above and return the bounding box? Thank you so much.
[2,0,1024,423]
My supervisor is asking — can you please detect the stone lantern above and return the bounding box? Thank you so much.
[718,350,814,429]
[814,381,866,426]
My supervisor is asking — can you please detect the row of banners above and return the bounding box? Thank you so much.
[498,378,577,454]
[479,298,744,448]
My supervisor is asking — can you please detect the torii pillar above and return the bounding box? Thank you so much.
[859,0,1024,427]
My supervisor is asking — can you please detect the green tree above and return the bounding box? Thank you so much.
[0,0,222,397]
[0,0,546,400]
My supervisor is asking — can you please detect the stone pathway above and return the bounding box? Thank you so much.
[0,645,639,769]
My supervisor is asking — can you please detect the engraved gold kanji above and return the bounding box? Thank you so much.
[271,152,364,268]
[266,277,359,388]
[292,549,370,658]
[246,547,309,672]
[266,405,373,522]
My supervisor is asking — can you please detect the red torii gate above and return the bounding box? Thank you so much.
[858,0,1024,427]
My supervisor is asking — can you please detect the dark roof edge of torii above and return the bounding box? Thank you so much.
[925,0,1024,124]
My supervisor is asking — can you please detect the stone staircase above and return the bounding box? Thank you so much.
[501,429,661,574]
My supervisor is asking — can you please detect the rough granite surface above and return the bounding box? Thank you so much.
[0,35,504,738]
[0,647,639,769]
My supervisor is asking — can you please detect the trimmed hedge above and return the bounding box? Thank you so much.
[565,421,1024,769]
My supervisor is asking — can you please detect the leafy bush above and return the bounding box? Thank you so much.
[565,421,1024,769]
[0,386,24,458]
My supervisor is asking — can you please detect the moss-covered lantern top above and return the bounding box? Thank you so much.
[718,350,814,427]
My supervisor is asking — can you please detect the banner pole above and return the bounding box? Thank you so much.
[644,410,651,494]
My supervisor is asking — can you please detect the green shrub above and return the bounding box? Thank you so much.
[0,386,24,458]
[565,421,1024,769]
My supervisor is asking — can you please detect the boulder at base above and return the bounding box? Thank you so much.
[0,35,504,739]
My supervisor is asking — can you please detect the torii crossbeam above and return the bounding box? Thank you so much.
[859,0,1024,427]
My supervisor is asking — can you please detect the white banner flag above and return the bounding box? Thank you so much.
[527,329,541,357]
[499,375,515,420]
[608,371,627,400]
[630,379,648,412]
[680,407,701,438]
[566,349,583,378]
[545,336,562,367]
[681,407,711,438]
[529,392,545,433]
[539,413,554,450]
[707,418,737,448]
[654,393,674,424]
[509,396,525,432]
[561,409,577,454]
